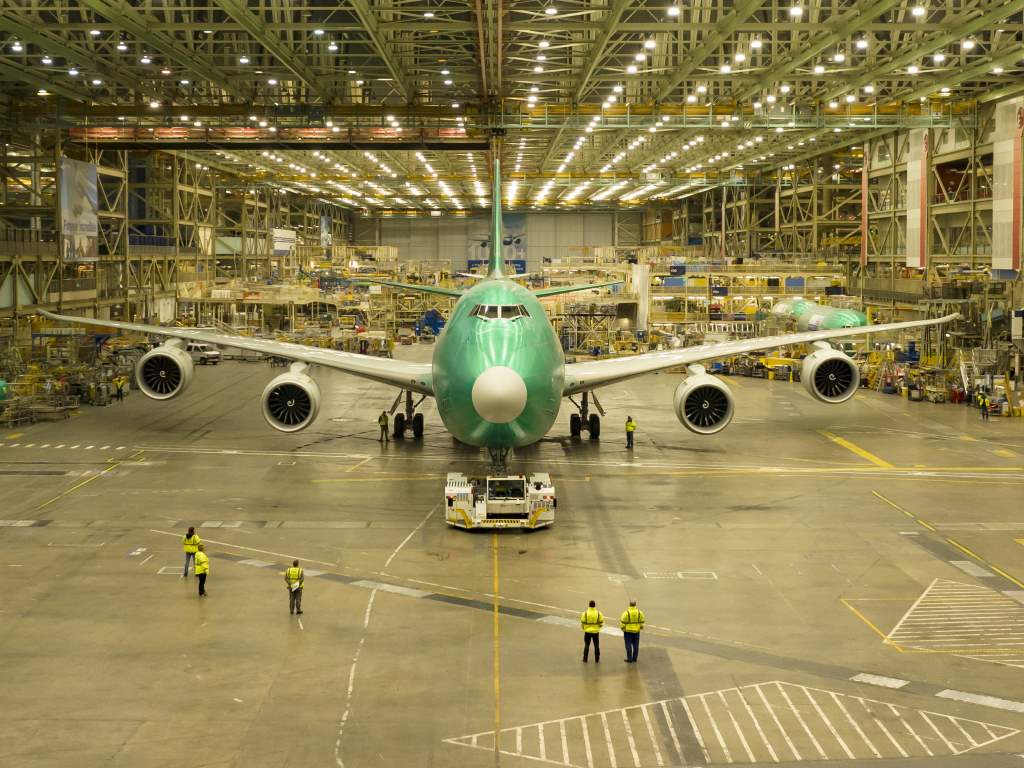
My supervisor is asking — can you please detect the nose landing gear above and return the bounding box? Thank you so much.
[391,390,427,439]
[568,391,603,439]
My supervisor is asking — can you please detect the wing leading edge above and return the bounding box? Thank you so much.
[38,311,433,395]
[563,313,960,395]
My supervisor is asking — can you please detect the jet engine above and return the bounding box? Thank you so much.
[801,345,860,403]
[261,364,321,432]
[135,343,194,400]
[673,366,735,435]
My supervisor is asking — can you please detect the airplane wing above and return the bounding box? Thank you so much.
[563,313,959,394]
[39,310,434,395]
[533,280,624,298]
[357,277,463,297]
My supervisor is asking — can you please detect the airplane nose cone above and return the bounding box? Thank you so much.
[471,366,527,424]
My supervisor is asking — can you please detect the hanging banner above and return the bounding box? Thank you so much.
[905,130,929,269]
[992,99,1023,272]
[319,215,332,247]
[271,228,297,257]
[860,142,869,268]
[60,158,99,262]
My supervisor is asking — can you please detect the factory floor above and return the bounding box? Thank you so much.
[2,348,1024,768]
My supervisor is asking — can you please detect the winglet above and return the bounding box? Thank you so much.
[488,151,504,278]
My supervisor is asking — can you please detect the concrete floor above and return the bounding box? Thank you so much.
[2,347,1024,767]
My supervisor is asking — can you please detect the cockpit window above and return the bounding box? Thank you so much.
[470,304,530,320]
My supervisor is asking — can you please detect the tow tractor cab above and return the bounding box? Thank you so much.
[445,472,555,529]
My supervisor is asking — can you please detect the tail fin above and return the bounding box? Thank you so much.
[488,153,504,278]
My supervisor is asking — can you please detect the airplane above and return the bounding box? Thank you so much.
[40,156,959,476]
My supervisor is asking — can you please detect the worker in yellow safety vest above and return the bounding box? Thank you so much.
[620,600,646,663]
[580,600,604,663]
[625,416,637,449]
[378,411,390,442]
[182,527,201,578]
[284,559,305,615]
[194,543,209,597]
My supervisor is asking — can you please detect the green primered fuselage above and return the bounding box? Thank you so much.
[431,278,564,449]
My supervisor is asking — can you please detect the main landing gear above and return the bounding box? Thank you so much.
[568,391,603,440]
[390,390,426,439]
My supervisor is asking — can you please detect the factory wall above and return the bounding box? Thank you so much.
[353,212,626,270]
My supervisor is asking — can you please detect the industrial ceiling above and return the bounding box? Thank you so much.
[1,0,1022,212]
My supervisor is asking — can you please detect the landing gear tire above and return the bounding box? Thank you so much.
[588,414,601,440]
[393,412,406,439]
[412,412,424,438]
[569,413,582,437]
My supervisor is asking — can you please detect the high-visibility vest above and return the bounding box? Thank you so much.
[620,606,645,633]
[182,534,201,554]
[378,414,388,426]
[194,552,210,575]
[285,566,304,588]
[580,608,604,633]
[625,420,636,433]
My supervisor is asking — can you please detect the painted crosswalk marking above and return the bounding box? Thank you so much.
[444,681,1019,766]
[886,578,1024,668]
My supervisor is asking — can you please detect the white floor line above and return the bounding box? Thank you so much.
[856,697,907,758]
[679,696,711,763]
[919,711,958,754]
[699,693,732,764]
[640,705,664,767]
[889,703,933,756]
[803,686,854,759]
[719,690,755,763]
[737,685,778,762]
[600,711,618,768]
[755,684,799,761]
[559,718,569,766]
[776,682,827,760]
[580,716,594,768]
[658,702,683,765]
[830,691,880,758]
[620,709,640,768]
[539,722,546,761]
[334,588,376,768]
[382,503,437,570]
[149,528,336,566]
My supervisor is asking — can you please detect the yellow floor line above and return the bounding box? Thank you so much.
[345,457,374,473]
[492,533,501,763]
[839,598,903,650]
[818,430,893,467]
[947,538,1024,590]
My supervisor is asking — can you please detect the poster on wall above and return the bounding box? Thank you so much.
[465,213,527,269]
[272,228,297,256]
[60,158,99,262]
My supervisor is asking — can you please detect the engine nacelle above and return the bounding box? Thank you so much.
[673,368,735,435]
[135,344,194,400]
[801,347,860,403]
[261,366,321,432]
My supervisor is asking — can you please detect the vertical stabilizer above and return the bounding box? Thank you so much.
[488,153,504,278]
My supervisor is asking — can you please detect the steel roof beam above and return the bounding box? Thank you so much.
[654,0,765,103]
[0,15,144,96]
[573,0,632,103]
[346,0,416,102]
[898,44,1024,103]
[213,0,334,102]
[733,0,904,103]
[76,0,248,100]
[0,59,85,101]
[822,0,1024,102]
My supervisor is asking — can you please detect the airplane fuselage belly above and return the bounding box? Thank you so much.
[431,279,564,449]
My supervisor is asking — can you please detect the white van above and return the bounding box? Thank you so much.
[186,342,221,365]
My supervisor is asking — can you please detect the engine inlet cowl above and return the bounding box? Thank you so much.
[801,349,860,403]
[261,371,321,432]
[673,374,735,435]
[135,345,194,400]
